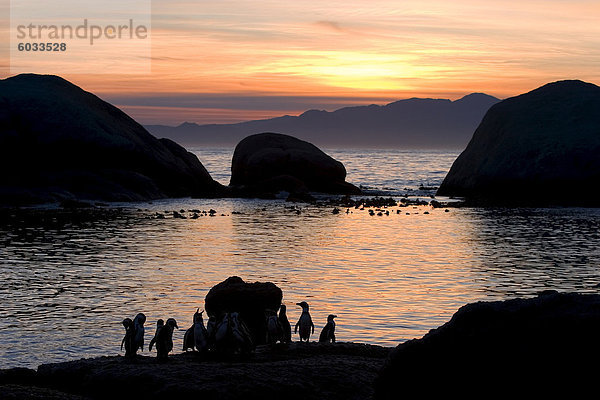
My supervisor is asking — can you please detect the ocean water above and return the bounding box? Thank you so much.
[198,148,453,195]
[1,148,600,369]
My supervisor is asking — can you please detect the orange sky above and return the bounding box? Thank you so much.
[2,0,599,125]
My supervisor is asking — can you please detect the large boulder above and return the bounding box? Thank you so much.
[437,80,600,206]
[204,276,283,345]
[375,291,600,397]
[0,74,224,205]
[229,132,361,197]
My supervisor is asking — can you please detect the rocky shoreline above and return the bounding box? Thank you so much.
[3,290,600,399]
[0,342,391,400]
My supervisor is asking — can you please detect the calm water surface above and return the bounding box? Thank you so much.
[1,148,599,369]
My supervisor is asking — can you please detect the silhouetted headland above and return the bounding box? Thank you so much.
[145,93,500,148]
[0,74,224,205]
[2,288,598,399]
[438,80,600,206]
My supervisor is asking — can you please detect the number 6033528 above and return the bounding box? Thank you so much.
[18,42,67,51]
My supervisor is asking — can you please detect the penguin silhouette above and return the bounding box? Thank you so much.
[149,319,164,351]
[319,314,337,343]
[156,318,178,362]
[206,313,217,350]
[121,318,135,358]
[278,304,292,343]
[183,311,196,352]
[133,313,146,353]
[214,312,230,353]
[265,309,282,345]
[294,301,314,342]
[230,312,253,354]
[194,309,209,354]
[121,318,131,351]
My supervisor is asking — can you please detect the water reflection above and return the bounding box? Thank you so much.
[1,203,599,369]
[464,207,600,296]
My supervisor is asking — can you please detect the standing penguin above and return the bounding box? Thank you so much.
[206,314,217,350]
[294,301,315,342]
[133,313,146,353]
[193,309,209,354]
[214,312,230,353]
[121,318,135,358]
[265,309,282,345]
[149,319,164,351]
[121,318,132,351]
[156,318,178,362]
[183,311,196,352]
[278,304,292,344]
[230,312,253,354]
[319,314,337,343]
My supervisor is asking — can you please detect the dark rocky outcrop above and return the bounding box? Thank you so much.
[375,291,600,397]
[0,74,224,205]
[204,276,283,345]
[0,343,389,400]
[229,133,361,198]
[437,80,600,206]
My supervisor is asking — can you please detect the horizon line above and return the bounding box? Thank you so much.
[127,91,501,128]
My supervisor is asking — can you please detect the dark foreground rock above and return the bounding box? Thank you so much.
[229,133,361,198]
[4,292,600,399]
[437,80,600,206]
[375,291,600,397]
[205,276,282,346]
[0,74,224,205]
[1,343,390,400]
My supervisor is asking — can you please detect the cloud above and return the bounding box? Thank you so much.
[5,0,597,124]
[314,20,345,33]
[104,93,395,111]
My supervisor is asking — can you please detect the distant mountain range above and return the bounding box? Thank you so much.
[145,93,500,149]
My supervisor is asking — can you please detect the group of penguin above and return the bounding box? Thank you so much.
[263,302,337,345]
[121,301,337,361]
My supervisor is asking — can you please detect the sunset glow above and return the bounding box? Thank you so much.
[2,0,599,124]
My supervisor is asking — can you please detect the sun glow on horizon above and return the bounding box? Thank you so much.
[2,0,599,124]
